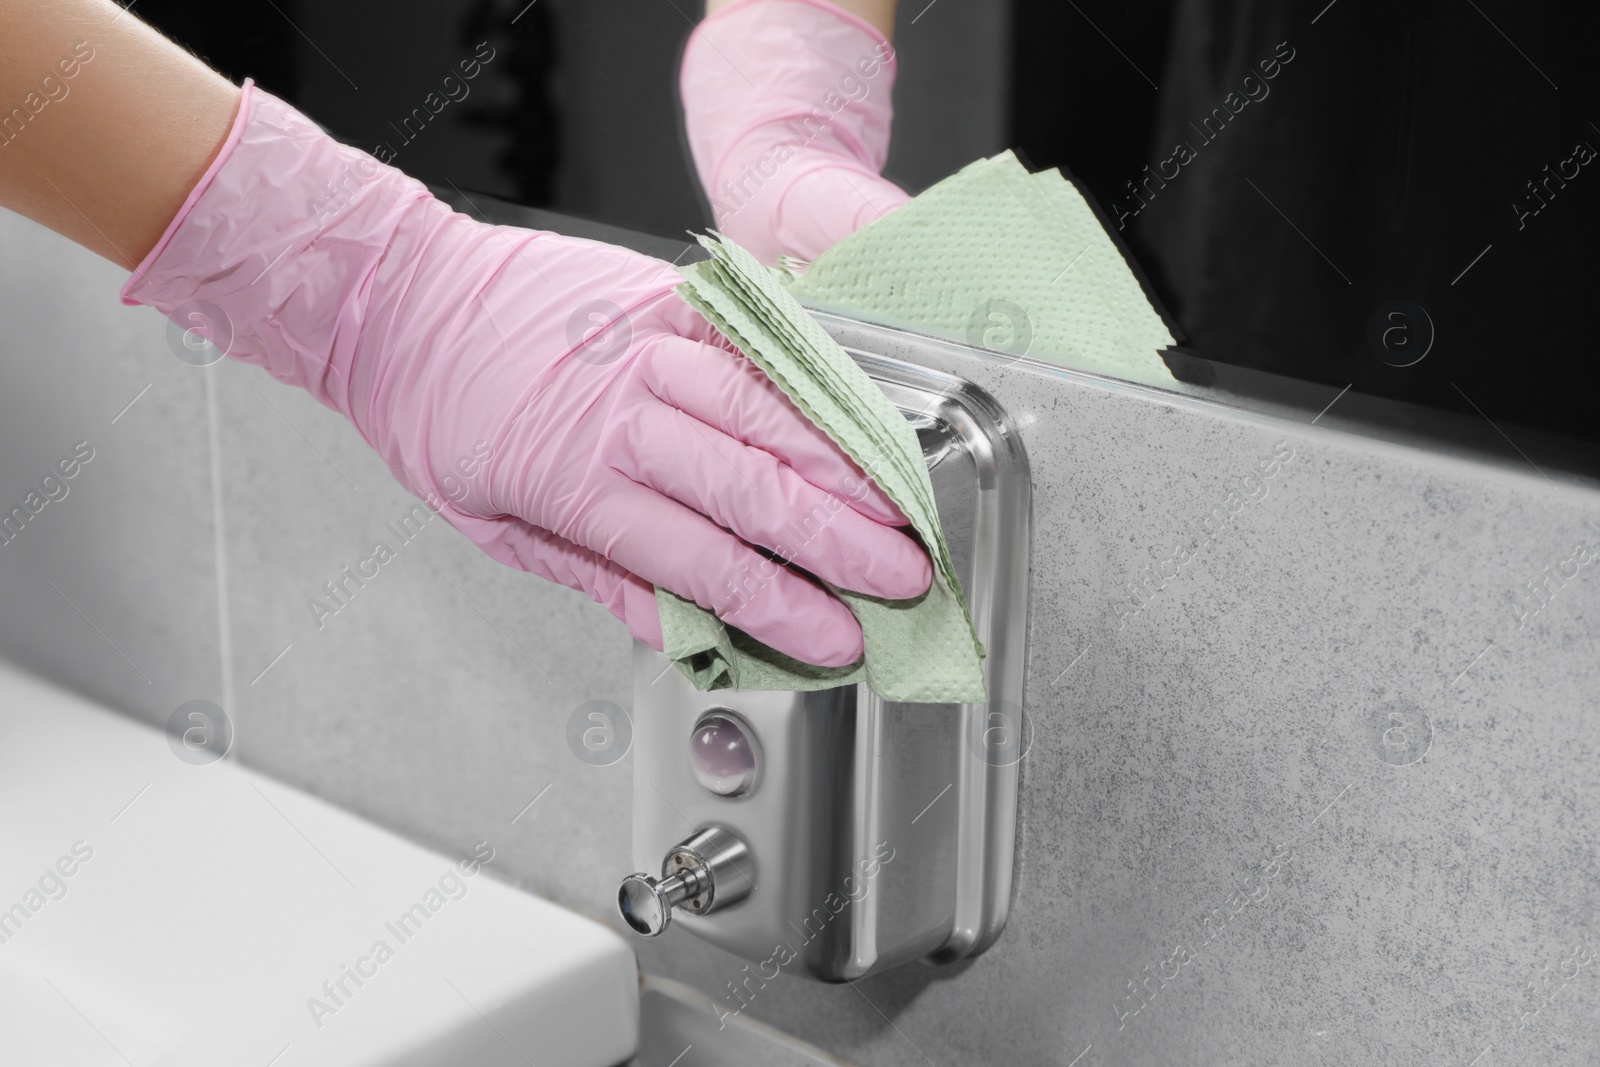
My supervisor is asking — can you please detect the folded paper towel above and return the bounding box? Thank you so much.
[662,233,988,704]
[786,151,1178,386]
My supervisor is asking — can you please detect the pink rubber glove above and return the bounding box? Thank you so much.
[680,0,911,267]
[121,82,931,668]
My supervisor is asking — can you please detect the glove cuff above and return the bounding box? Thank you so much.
[120,79,257,309]
[119,79,437,424]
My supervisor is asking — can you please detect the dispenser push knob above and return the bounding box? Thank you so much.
[617,826,752,937]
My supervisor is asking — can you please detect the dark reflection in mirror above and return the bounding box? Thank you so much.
[136,0,1599,458]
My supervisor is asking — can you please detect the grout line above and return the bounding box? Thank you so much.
[205,370,238,724]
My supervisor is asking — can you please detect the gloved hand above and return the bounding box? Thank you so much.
[680,0,911,267]
[122,81,930,668]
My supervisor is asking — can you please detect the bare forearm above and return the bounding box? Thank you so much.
[0,0,239,269]
[705,0,898,39]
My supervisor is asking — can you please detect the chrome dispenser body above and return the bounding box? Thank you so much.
[624,348,1030,982]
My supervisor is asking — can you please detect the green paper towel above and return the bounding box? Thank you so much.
[661,233,987,704]
[786,151,1177,386]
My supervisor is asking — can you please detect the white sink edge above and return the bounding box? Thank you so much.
[0,657,640,1067]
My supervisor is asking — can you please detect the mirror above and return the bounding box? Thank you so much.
[133,0,1599,462]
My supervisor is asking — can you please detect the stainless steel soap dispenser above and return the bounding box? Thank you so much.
[620,341,1031,982]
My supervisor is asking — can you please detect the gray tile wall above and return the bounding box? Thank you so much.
[4,210,1598,1067]
[0,216,223,730]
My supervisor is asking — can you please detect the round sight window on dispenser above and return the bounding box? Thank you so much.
[688,710,760,798]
